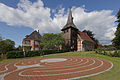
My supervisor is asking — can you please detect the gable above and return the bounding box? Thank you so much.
[78,31,95,43]
[24,30,41,41]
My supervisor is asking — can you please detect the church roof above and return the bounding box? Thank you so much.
[61,9,78,31]
[78,31,95,43]
[23,30,41,41]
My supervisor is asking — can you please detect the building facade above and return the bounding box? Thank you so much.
[23,30,41,51]
[61,9,95,51]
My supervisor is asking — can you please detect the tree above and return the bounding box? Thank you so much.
[16,45,23,51]
[82,30,99,48]
[112,9,120,49]
[0,39,15,54]
[39,33,65,50]
[0,35,2,41]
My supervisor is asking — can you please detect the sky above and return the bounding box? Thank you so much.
[0,0,119,47]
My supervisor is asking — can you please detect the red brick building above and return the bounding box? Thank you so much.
[22,30,41,51]
[61,9,95,51]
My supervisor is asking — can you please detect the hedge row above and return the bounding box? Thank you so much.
[6,49,69,59]
[95,49,120,57]
[6,51,24,59]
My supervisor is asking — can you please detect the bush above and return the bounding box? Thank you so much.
[34,51,42,56]
[6,51,24,59]
[25,50,43,57]
[103,50,107,55]
[42,49,57,55]
[95,49,103,54]
[112,51,120,57]
[0,55,1,60]
[58,48,70,53]
[5,48,70,59]
[25,51,35,57]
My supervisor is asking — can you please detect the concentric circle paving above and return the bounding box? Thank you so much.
[0,57,113,80]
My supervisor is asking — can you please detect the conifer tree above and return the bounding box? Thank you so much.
[112,9,120,49]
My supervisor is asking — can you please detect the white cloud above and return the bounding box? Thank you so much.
[0,0,117,45]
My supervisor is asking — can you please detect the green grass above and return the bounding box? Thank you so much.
[0,51,120,80]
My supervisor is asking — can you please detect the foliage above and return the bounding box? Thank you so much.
[16,45,23,51]
[95,48,120,57]
[39,33,65,50]
[82,30,99,49]
[0,39,15,54]
[6,51,24,59]
[23,46,31,51]
[112,10,120,49]
[25,51,43,57]
[6,48,69,59]
[0,34,2,41]
[25,51,36,57]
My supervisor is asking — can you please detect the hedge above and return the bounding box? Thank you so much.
[6,51,24,59]
[6,48,70,59]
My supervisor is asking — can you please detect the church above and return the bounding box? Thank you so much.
[61,9,95,51]
[22,9,95,52]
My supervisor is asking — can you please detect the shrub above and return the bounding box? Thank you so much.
[103,50,107,55]
[6,48,70,59]
[59,48,69,53]
[6,51,24,59]
[25,51,36,57]
[34,51,42,56]
[24,50,44,57]
[95,49,103,54]
[42,49,57,55]
[0,55,1,60]
[113,51,120,57]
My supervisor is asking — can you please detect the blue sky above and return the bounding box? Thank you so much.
[0,0,119,47]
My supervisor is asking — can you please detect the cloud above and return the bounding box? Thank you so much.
[0,0,117,45]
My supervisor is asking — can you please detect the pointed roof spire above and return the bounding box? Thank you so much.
[61,8,78,31]
[67,8,73,24]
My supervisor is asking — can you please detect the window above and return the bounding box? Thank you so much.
[25,41,30,44]
[31,40,34,45]
[35,41,39,45]
[35,48,39,50]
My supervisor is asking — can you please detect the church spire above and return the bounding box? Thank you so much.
[61,8,78,31]
[67,9,73,24]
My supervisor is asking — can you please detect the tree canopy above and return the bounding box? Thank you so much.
[0,35,2,41]
[0,39,15,54]
[39,33,65,50]
[112,9,120,49]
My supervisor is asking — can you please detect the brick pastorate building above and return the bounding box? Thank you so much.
[61,9,95,51]
[23,9,95,52]
[22,30,41,51]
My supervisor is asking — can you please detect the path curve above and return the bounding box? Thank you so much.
[0,56,113,80]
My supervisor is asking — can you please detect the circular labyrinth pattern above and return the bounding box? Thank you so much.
[0,57,113,80]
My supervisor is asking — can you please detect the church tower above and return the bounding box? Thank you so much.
[61,9,78,51]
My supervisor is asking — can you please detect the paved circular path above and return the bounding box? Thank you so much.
[0,56,113,80]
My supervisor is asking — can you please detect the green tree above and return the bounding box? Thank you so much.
[0,35,2,41]
[112,9,120,49]
[82,30,99,49]
[0,39,15,54]
[39,33,65,50]
[16,45,23,51]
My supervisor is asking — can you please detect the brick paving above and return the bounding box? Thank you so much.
[0,56,113,80]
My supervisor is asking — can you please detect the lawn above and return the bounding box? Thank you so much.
[0,51,120,80]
